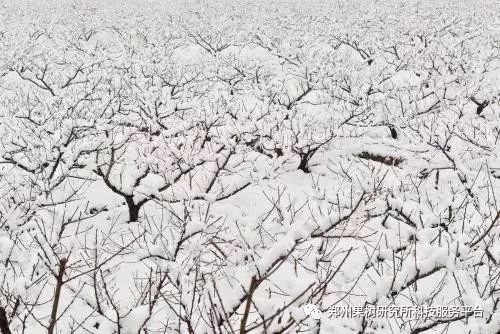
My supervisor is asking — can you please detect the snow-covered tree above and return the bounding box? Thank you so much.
[0,0,499,333]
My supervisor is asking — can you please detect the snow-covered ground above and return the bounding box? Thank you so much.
[0,0,499,333]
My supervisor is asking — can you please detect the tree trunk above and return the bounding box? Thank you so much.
[47,258,67,334]
[298,152,312,173]
[0,307,11,334]
[125,196,140,222]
